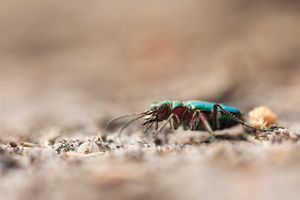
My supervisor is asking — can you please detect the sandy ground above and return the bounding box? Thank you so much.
[0,1,300,200]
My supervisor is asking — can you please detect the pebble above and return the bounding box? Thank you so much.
[77,141,99,154]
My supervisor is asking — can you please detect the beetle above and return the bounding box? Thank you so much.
[107,100,269,138]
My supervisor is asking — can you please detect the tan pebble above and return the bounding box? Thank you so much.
[20,142,40,148]
[248,106,277,129]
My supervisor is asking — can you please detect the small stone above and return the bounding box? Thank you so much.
[77,142,99,154]
[9,141,18,148]
[248,106,277,129]
[54,140,80,154]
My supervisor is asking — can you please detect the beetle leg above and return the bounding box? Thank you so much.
[190,110,213,133]
[194,110,216,142]
[182,109,189,130]
[212,104,221,130]
[215,104,268,132]
[146,113,174,139]
[190,111,199,130]
[197,111,213,133]
[157,113,174,132]
[215,104,246,125]
[171,114,180,129]
[155,120,159,130]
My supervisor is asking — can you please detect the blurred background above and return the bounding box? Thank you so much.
[1,1,300,200]
[0,0,300,134]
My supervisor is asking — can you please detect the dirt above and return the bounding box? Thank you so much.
[0,1,300,200]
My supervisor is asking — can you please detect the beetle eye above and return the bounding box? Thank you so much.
[159,104,169,112]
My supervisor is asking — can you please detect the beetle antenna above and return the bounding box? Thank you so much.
[118,114,146,138]
[106,111,152,130]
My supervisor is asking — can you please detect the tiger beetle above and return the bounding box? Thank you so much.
[107,100,273,140]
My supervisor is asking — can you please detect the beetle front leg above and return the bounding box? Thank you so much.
[146,114,174,140]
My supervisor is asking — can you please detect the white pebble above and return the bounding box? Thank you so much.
[77,142,99,154]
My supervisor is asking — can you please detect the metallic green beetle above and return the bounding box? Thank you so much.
[107,100,269,137]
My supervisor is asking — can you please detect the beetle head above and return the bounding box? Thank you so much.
[149,101,172,121]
